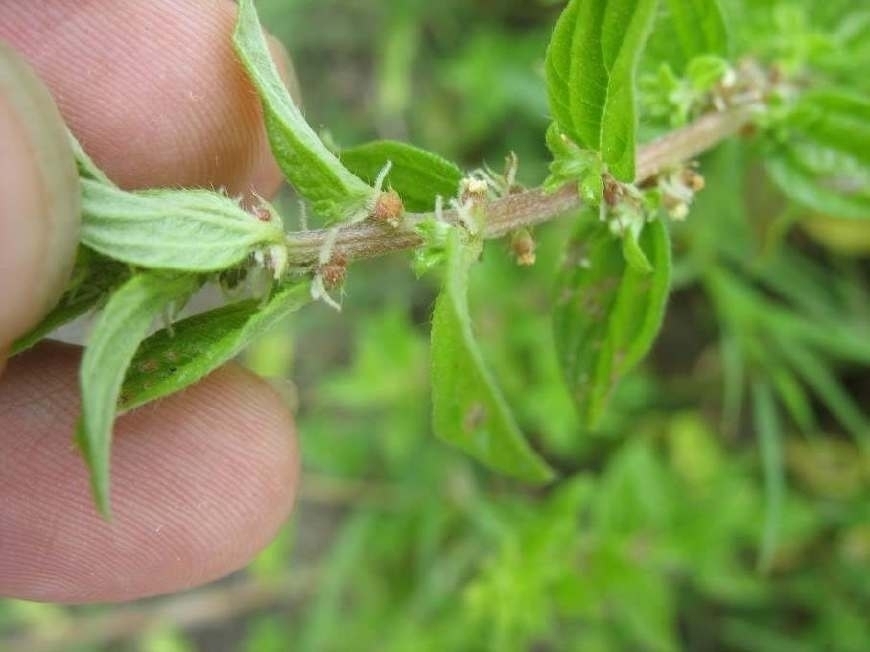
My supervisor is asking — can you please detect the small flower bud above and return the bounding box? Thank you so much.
[370,189,405,227]
[603,175,623,207]
[460,177,489,204]
[662,194,690,220]
[319,251,348,290]
[250,195,280,223]
[253,206,273,222]
[681,168,705,192]
[511,229,536,266]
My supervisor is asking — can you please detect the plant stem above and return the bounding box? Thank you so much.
[284,105,756,267]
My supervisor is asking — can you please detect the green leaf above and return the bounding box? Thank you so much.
[77,273,200,516]
[778,344,870,446]
[544,123,604,202]
[121,281,311,412]
[622,228,654,273]
[11,249,127,355]
[664,0,728,62]
[554,216,671,427]
[233,0,372,221]
[789,89,870,166]
[719,331,744,433]
[751,380,784,573]
[766,89,870,220]
[766,145,870,220]
[298,514,375,652]
[685,54,730,91]
[430,229,555,483]
[766,359,817,435]
[69,131,113,185]
[545,0,658,181]
[340,140,463,212]
[80,179,286,272]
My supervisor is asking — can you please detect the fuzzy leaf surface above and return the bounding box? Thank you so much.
[234,0,371,221]
[77,273,199,515]
[545,0,658,181]
[554,216,671,428]
[80,179,285,272]
[69,131,113,185]
[341,140,463,212]
[430,230,555,483]
[121,281,310,412]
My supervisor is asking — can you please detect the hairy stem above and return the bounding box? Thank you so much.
[284,105,755,267]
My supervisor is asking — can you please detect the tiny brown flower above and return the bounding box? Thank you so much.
[603,175,623,206]
[320,251,348,290]
[511,229,537,267]
[370,190,405,227]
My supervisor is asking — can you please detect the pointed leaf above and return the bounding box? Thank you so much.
[789,89,870,166]
[544,122,605,200]
[121,281,311,411]
[664,0,728,63]
[69,131,113,185]
[545,0,658,181]
[81,179,286,271]
[778,344,870,446]
[766,145,870,220]
[234,0,372,221]
[751,380,784,573]
[77,273,200,515]
[767,89,870,220]
[622,228,654,273]
[430,230,554,483]
[340,140,462,212]
[554,216,671,427]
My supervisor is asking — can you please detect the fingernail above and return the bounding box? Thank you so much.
[0,42,80,348]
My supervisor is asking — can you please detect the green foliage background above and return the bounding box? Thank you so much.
[2,0,869,650]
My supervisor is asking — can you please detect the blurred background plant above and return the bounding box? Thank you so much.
[2,0,868,650]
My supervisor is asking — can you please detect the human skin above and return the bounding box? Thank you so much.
[0,0,300,603]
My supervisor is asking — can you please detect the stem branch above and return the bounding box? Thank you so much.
[284,105,755,267]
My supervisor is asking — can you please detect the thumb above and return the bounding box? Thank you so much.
[0,42,80,369]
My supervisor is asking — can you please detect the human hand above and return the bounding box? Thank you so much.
[0,0,299,603]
